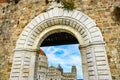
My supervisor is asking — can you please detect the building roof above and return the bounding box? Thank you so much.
[39,49,46,56]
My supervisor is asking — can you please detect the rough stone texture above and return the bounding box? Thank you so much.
[0,0,120,80]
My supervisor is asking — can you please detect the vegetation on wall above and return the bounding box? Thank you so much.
[45,0,49,4]
[90,0,97,5]
[14,0,19,4]
[61,0,75,10]
[113,6,120,24]
[45,0,75,11]
[55,0,61,3]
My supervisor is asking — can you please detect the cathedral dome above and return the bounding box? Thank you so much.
[39,49,46,56]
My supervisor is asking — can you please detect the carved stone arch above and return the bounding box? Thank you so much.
[16,8,103,49]
[10,8,112,80]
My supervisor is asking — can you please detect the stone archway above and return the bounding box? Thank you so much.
[10,7,112,80]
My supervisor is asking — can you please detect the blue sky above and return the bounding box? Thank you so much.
[41,44,83,79]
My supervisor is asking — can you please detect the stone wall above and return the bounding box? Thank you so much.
[0,0,7,3]
[0,0,120,80]
[81,0,120,80]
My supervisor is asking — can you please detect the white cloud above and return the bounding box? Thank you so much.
[41,44,83,79]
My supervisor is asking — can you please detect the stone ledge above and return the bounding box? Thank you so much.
[79,41,106,48]
[14,48,39,52]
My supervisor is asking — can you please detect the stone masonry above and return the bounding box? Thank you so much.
[0,0,120,80]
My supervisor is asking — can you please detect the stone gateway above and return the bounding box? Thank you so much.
[9,1,113,80]
[0,0,120,80]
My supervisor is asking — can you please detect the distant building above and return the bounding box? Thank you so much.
[35,49,48,80]
[35,49,77,80]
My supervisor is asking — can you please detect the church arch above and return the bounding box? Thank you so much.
[10,8,112,80]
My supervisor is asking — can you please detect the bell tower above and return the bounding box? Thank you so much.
[57,64,63,74]
[72,66,77,80]
[72,66,77,74]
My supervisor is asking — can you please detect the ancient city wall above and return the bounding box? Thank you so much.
[0,0,120,80]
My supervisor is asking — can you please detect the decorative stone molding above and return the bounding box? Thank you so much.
[80,41,106,48]
[16,7,103,50]
[10,50,36,80]
[14,48,39,52]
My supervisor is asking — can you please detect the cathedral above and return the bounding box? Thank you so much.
[35,49,77,80]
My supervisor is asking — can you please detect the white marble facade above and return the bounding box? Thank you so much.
[35,49,77,80]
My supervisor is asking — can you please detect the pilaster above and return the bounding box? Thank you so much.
[80,42,112,80]
[10,49,37,80]
[79,46,89,80]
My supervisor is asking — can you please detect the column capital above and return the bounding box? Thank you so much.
[79,41,106,49]
[14,48,39,52]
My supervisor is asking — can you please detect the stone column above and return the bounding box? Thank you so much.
[83,42,112,80]
[79,45,89,80]
[9,49,37,80]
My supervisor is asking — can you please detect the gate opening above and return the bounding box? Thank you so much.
[41,32,78,47]
[40,32,83,80]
